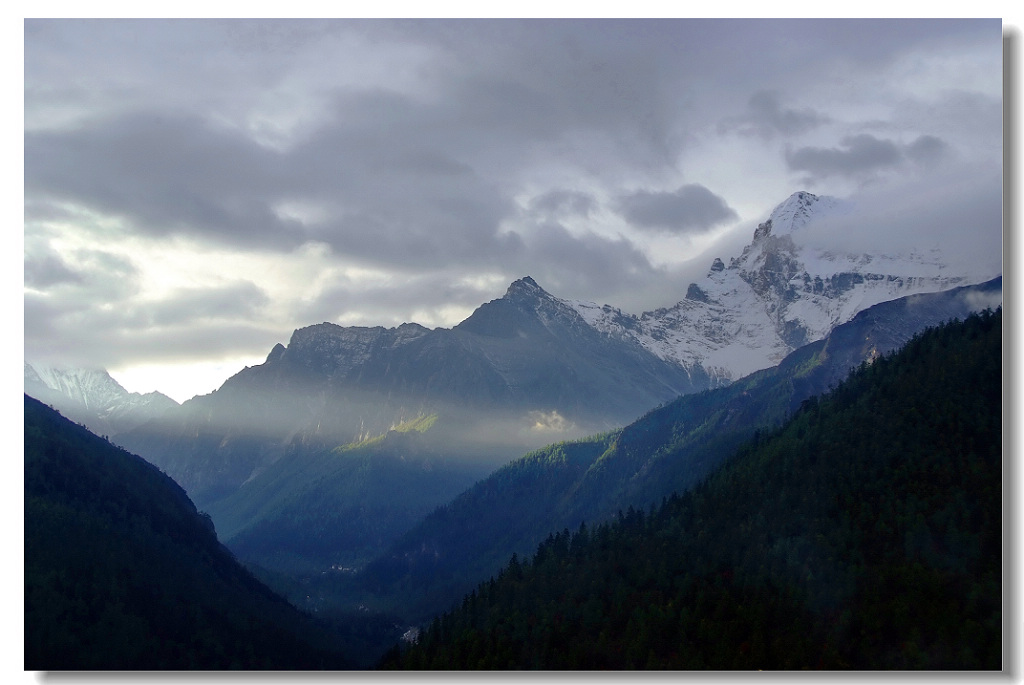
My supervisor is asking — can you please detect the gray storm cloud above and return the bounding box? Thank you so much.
[528,190,599,219]
[785,133,952,180]
[24,246,84,289]
[616,184,739,235]
[22,18,1003,384]
[785,134,904,178]
[148,283,271,327]
[717,90,831,139]
[904,135,949,165]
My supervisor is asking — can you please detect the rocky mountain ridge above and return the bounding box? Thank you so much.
[52,190,999,519]
[350,276,1002,624]
[566,191,984,383]
[24,363,178,437]
[118,274,705,507]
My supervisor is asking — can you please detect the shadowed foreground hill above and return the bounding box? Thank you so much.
[381,309,1001,670]
[24,394,353,670]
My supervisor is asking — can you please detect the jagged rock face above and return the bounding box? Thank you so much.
[279,322,431,381]
[24,364,178,437]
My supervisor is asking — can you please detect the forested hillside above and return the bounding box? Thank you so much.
[350,280,1000,624]
[381,309,1001,670]
[24,395,356,670]
[206,414,491,575]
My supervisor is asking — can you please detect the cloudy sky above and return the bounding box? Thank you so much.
[23,18,1005,403]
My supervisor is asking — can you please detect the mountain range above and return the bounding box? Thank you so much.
[381,310,1002,669]
[568,191,980,382]
[23,363,178,437]
[24,189,1000,598]
[109,191,992,501]
[22,188,1003,669]
[115,273,708,507]
[332,276,1003,623]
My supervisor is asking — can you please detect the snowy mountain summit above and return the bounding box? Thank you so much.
[570,191,989,385]
[753,190,840,238]
[24,363,178,437]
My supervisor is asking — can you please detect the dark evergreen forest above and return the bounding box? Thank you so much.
[24,395,359,670]
[381,310,1002,670]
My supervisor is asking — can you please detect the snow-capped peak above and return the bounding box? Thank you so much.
[24,362,179,437]
[503,276,554,304]
[561,190,993,386]
[755,191,841,239]
[26,363,129,411]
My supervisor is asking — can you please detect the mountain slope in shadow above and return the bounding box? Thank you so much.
[352,277,1001,623]
[24,395,357,670]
